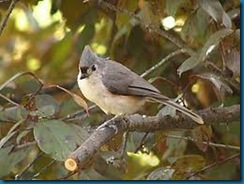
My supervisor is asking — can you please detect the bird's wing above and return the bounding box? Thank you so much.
[102,59,161,97]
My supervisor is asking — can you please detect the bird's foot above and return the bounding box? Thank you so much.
[97,115,121,134]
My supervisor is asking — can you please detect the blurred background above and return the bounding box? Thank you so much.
[0,0,240,180]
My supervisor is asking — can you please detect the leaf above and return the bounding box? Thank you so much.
[21,79,42,94]
[35,94,60,117]
[34,120,89,161]
[0,119,22,150]
[0,146,14,177]
[0,71,41,91]
[226,48,240,78]
[177,28,233,76]
[199,28,233,61]
[191,125,213,152]
[0,146,32,178]
[177,55,198,76]
[0,131,17,149]
[196,73,233,101]
[198,0,232,28]
[3,106,28,121]
[180,8,209,46]
[69,124,90,145]
[147,167,175,180]
[50,85,89,115]
[162,131,187,160]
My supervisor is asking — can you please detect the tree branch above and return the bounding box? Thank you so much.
[165,134,240,151]
[186,153,240,179]
[65,104,240,171]
[141,49,187,78]
[0,0,18,36]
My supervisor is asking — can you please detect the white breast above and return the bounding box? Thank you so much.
[77,72,146,115]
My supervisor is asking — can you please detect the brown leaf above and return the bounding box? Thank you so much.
[49,85,89,115]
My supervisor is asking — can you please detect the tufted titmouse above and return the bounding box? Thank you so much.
[77,45,204,125]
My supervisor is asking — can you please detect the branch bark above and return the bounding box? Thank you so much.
[65,104,240,171]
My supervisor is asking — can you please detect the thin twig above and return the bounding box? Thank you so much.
[166,134,240,151]
[15,152,44,180]
[186,153,240,179]
[141,49,186,78]
[134,133,149,153]
[14,141,37,151]
[60,104,97,121]
[0,0,19,36]
[28,160,56,180]
[119,131,129,159]
[0,119,16,123]
[0,93,19,106]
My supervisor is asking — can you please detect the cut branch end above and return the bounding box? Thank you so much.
[64,158,78,171]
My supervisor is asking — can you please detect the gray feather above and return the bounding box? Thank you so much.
[101,59,161,97]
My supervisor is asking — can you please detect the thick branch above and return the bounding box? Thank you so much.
[65,104,240,171]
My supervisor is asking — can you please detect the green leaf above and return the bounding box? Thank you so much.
[0,146,32,178]
[34,120,89,161]
[162,131,187,160]
[199,28,233,61]
[198,0,232,28]
[21,79,42,94]
[177,28,233,76]
[3,106,28,121]
[0,131,17,149]
[35,94,60,117]
[177,55,198,76]
[180,8,209,46]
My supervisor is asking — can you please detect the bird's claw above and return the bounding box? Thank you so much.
[97,117,119,134]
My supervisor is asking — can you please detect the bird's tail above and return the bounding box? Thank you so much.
[151,95,204,125]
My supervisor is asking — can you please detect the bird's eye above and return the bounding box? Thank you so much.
[91,65,96,71]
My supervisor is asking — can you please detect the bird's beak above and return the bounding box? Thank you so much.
[79,66,89,80]
[79,72,88,80]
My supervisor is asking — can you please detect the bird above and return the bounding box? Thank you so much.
[77,45,204,125]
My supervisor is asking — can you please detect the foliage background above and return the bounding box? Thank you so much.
[0,0,240,180]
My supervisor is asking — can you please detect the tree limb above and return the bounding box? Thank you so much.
[65,104,240,171]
